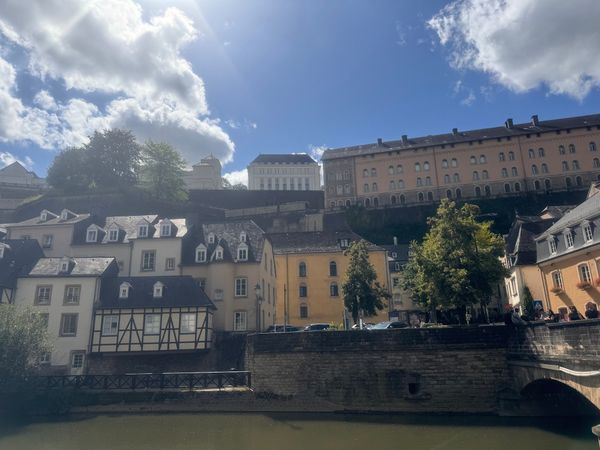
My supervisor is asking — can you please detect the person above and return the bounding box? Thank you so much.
[584,303,599,319]
[568,306,582,321]
[543,309,557,322]
[511,308,527,326]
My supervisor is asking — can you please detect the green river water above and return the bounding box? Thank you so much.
[0,413,597,450]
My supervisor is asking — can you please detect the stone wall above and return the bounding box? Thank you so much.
[246,326,509,413]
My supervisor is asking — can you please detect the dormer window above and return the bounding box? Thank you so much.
[195,244,207,263]
[564,230,574,249]
[214,245,223,261]
[583,221,594,243]
[40,211,48,222]
[108,226,119,242]
[208,233,215,244]
[548,237,557,255]
[86,226,98,243]
[138,224,148,238]
[240,232,247,243]
[60,210,68,220]
[153,282,164,298]
[59,257,71,273]
[339,238,349,249]
[119,282,131,299]
[160,220,172,237]
[238,243,248,261]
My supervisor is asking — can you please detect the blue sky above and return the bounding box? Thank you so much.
[1,0,600,185]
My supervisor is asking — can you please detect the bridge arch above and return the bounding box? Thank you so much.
[520,378,600,416]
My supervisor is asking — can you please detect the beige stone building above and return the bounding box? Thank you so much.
[323,114,600,209]
[248,154,321,191]
[181,220,276,332]
[183,155,222,190]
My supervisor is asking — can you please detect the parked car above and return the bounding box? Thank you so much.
[351,322,375,330]
[370,320,409,330]
[265,324,299,333]
[303,323,337,331]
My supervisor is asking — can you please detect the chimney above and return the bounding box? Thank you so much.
[401,135,408,145]
[377,138,383,146]
[504,118,514,129]
[452,128,459,136]
[531,114,539,126]
[393,236,398,246]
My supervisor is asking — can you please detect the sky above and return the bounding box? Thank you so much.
[1,0,600,186]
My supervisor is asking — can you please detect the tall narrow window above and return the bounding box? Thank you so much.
[579,264,592,283]
[564,231,574,249]
[470,155,476,164]
[538,147,545,157]
[541,163,548,173]
[479,155,486,164]
[451,158,457,167]
[511,167,518,177]
[531,165,538,175]
[583,223,593,242]
[330,282,339,297]
[499,152,505,161]
[590,142,597,152]
[453,173,460,183]
[482,170,489,180]
[415,162,421,172]
[299,262,307,277]
[141,250,156,271]
[233,311,247,331]
[329,261,337,277]
[299,283,307,297]
[572,160,580,170]
[559,145,566,155]
[442,159,448,168]
[569,144,576,154]
[551,271,563,289]
[501,168,508,178]
[388,165,395,175]
[528,149,535,158]
[508,151,515,160]
[472,171,479,181]
[548,238,557,255]
[363,169,369,177]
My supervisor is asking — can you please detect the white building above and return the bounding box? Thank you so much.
[247,154,320,191]
[183,155,222,190]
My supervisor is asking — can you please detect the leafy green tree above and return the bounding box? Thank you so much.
[46,146,92,191]
[402,199,508,321]
[0,305,50,381]
[522,286,535,319]
[222,178,248,190]
[85,129,140,188]
[140,141,188,201]
[342,240,390,323]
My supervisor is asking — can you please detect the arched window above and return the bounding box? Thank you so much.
[371,168,377,176]
[590,142,597,152]
[391,195,397,205]
[444,174,450,184]
[365,198,371,207]
[442,159,448,168]
[562,161,569,171]
[479,155,487,164]
[299,262,307,277]
[453,173,460,183]
[482,170,489,180]
[508,151,515,161]
[330,282,339,297]
[423,161,430,171]
[528,149,535,158]
[514,182,521,192]
[534,180,541,190]
[504,183,511,193]
[511,167,518,177]
[501,168,508,178]
[484,185,492,196]
[329,201,335,209]
[499,152,505,161]
[329,261,337,277]
[470,155,477,164]
[565,177,573,188]
[389,180,395,191]
[559,145,566,155]
[416,177,423,186]
[397,164,403,174]
[418,192,424,202]
[415,162,421,172]
[572,160,580,170]
[427,191,434,201]
[594,158,600,168]
[345,200,351,207]
[363,169,369,177]
[472,171,479,181]
[545,179,551,190]
[373,197,379,207]
[455,188,462,199]
[299,283,307,298]
[475,186,482,197]
[531,165,538,175]
[541,163,548,173]
[372,182,378,192]
[195,244,207,263]
[388,165,395,175]
[576,176,583,186]
[451,158,458,167]
[569,144,576,154]
[423,176,430,186]
[538,147,545,157]
[398,179,405,189]
[364,183,370,193]
[446,189,452,199]
[400,194,406,204]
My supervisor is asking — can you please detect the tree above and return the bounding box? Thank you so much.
[0,305,50,381]
[522,286,535,320]
[402,199,507,322]
[46,146,92,192]
[85,129,140,188]
[222,178,248,190]
[139,141,188,201]
[342,240,390,323]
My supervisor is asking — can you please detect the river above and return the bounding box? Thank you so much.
[0,413,597,450]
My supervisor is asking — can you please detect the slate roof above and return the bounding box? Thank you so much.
[249,154,317,164]
[97,276,215,309]
[27,257,118,277]
[0,161,43,180]
[0,239,44,288]
[323,113,600,160]
[268,231,383,254]
[505,217,557,265]
[537,192,600,240]
[72,215,158,245]
[6,210,90,227]
[382,244,411,273]
[182,220,266,265]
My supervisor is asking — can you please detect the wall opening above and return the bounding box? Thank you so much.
[521,379,600,417]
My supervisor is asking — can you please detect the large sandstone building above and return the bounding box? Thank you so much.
[247,154,321,191]
[322,114,600,209]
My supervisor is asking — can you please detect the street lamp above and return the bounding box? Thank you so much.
[255,284,263,332]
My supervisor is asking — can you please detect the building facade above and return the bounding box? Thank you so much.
[270,231,389,327]
[248,154,321,191]
[183,155,222,190]
[181,220,276,332]
[0,239,44,304]
[535,185,600,318]
[323,114,600,209]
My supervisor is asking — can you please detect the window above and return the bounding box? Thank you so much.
[40,211,48,221]
[180,313,196,333]
[195,245,207,263]
[579,264,592,283]
[414,162,421,173]
[71,353,84,369]
[508,151,515,161]
[559,145,566,155]
[372,182,378,192]
[534,180,541,190]
[153,282,164,298]
[514,182,521,192]
[442,159,448,168]
[444,174,450,184]
[504,183,511,193]
[485,185,491,196]
[541,163,548,173]
[208,233,215,244]
[470,156,476,165]
[479,155,486,164]
[569,144,576,154]
[590,142,597,152]
[141,250,156,271]
[584,223,593,242]
[548,238,557,255]
[363,169,369,178]
[572,160,580,170]
[499,152,505,161]
[451,158,457,167]
[576,176,583,187]
[240,232,247,243]
[119,283,131,299]
[388,165,395,175]
[102,316,119,336]
[453,173,460,183]
[299,262,307,277]
[510,277,517,297]
[42,234,53,249]
[594,158,600,168]
[472,171,479,181]
[455,188,462,199]
[397,164,403,173]
[545,179,552,190]
[538,147,545,157]
[501,168,508,178]
[214,289,224,301]
[86,228,97,243]
[64,285,81,305]
[565,177,573,188]
[482,170,489,180]
[371,168,377,177]
[299,283,307,297]
[214,246,223,260]
[416,177,422,186]
[160,222,171,237]
[233,311,247,331]
[108,227,119,242]
[35,285,52,305]
[339,239,349,248]
[400,194,406,204]
[528,149,535,159]
[330,282,339,297]
[237,244,248,261]
[531,165,538,175]
[475,186,482,197]
[511,167,518,177]
[423,161,430,171]
[40,352,51,364]
[418,192,424,202]
[165,257,175,271]
[565,231,574,249]
[144,314,160,335]
[329,261,337,277]
[235,278,247,297]
[299,304,308,319]
[60,314,78,336]
[389,180,395,191]
[552,271,563,289]
[363,183,369,193]
[138,224,148,238]
[446,189,452,199]
[398,179,405,189]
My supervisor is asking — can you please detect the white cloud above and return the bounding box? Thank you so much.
[0,0,235,163]
[0,152,34,169]
[308,145,327,186]
[428,0,600,100]
[223,168,248,186]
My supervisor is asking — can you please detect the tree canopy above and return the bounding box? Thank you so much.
[402,199,507,319]
[85,129,140,188]
[139,141,188,201]
[342,240,390,323]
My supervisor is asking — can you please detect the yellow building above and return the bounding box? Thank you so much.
[535,185,600,318]
[270,231,389,327]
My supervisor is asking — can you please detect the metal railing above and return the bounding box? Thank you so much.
[12,371,251,392]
